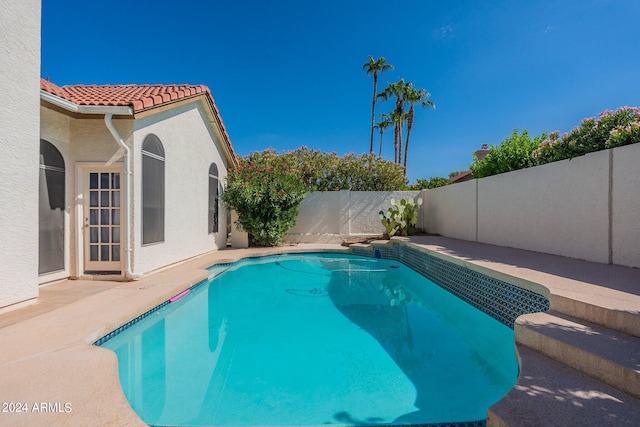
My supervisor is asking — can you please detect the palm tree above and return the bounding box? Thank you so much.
[378,79,409,163]
[363,56,393,154]
[375,113,393,157]
[389,109,407,164]
[403,86,435,172]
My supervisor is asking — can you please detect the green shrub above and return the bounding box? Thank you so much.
[410,177,450,189]
[533,107,640,164]
[470,129,545,178]
[222,157,306,247]
[278,147,407,191]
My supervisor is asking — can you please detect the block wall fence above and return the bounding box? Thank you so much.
[286,191,422,243]
[422,143,640,268]
[287,143,640,268]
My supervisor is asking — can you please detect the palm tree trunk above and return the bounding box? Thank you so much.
[398,130,403,165]
[393,123,399,164]
[379,129,384,157]
[395,96,403,164]
[369,74,377,153]
[404,107,414,175]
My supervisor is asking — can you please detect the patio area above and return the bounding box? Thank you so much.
[0,237,638,426]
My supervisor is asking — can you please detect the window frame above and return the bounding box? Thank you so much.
[141,134,165,245]
[208,163,219,234]
[39,139,66,275]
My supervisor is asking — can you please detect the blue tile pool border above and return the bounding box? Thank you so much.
[350,241,550,328]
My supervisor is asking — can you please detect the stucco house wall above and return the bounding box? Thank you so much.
[40,109,133,279]
[40,108,134,280]
[0,0,41,309]
[132,101,229,275]
[38,90,233,284]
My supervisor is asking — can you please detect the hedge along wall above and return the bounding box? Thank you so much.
[421,143,640,268]
[286,190,422,243]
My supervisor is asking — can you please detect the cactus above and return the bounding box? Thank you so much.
[379,197,423,238]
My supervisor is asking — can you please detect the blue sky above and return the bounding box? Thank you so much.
[42,0,640,183]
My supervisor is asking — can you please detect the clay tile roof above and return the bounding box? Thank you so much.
[39,80,207,112]
[40,78,237,165]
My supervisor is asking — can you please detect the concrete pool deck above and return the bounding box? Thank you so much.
[0,238,638,426]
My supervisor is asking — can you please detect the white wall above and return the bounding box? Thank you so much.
[612,143,640,267]
[478,150,610,264]
[0,0,41,308]
[422,180,477,242]
[287,190,421,243]
[423,145,640,268]
[133,101,229,274]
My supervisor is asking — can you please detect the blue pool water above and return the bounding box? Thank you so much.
[100,253,518,426]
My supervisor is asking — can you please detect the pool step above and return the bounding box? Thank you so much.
[550,293,640,339]
[515,310,640,400]
[488,345,640,427]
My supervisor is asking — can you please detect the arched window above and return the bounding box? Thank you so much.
[142,134,165,244]
[39,139,65,274]
[208,163,219,233]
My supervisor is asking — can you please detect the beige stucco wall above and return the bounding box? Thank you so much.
[422,180,477,241]
[287,191,342,242]
[40,108,132,279]
[477,150,610,263]
[287,190,421,243]
[421,145,640,267]
[40,99,230,279]
[611,143,640,267]
[132,101,229,274]
[0,0,41,308]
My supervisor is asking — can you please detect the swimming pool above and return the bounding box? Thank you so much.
[98,252,530,426]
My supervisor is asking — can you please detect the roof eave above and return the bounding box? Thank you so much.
[40,89,133,116]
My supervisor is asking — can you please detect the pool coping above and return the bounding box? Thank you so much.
[0,238,639,426]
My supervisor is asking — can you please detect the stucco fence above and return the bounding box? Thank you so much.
[285,191,422,244]
[425,142,640,268]
[283,143,640,269]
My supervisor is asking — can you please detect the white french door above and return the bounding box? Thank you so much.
[83,167,123,272]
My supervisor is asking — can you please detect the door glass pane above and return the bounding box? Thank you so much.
[101,227,110,243]
[100,209,110,225]
[90,209,99,225]
[101,173,110,189]
[90,245,99,261]
[90,228,98,243]
[101,191,110,207]
[90,191,99,207]
[112,209,120,225]
[90,173,98,189]
[100,245,110,261]
[112,245,120,262]
[112,227,120,243]
[112,173,120,189]
[112,191,120,207]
